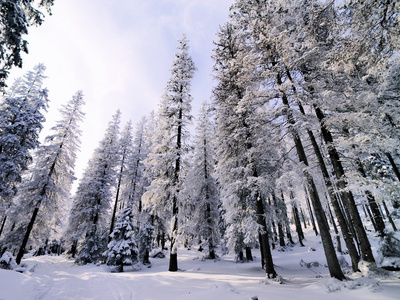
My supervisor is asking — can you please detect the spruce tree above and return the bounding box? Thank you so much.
[104,204,138,272]
[9,90,84,264]
[0,64,48,216]
[143,35,196,271]
[182,101,220,259]
[68,111,120,264]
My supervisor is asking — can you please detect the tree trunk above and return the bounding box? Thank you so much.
[356,159,385,236]
[302,106,360,270]
[258,234,265,269]
[0,215,6,237]
[278,68,344,279]
[16,207,39,264]
[256,197,277,278]
[71,240,77,258]
[300,207,308,228]
[292,203,305,246]
[314,105,375,264]
[245,247,253,261]
[305,187,318,235]
[382,201,397,231]
[327,202,342,254]
[386,152,400,182]
[109,170,123,242]
[365,204,377,232]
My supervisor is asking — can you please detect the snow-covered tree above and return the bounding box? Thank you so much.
[68,110,120,264]
[5,90,84,264]
[0,64,48,228]
[0,0,55,89]
[143,35,196,272]
[104,204,138,272]
[182,101,220,259]
[213,21,280,277]
[109,121,133,239]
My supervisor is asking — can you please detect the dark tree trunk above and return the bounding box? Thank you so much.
[382,201,397,231]
[297,101,360,269]
[280,192,294,244]
[356,160,385,236]
[71,240,78,258]
[16,207,39,264]
[238,251,244,262]
[305,188,318,235]
[245,247,253,261]
[365,204,377,232]
[314,105,375,264]
[109,169,123,243]
[327,202,342,254]
[278,76,344,279]
[292,204,305,246]
[277,222,285,247]
[386,152,400,182]
[258,234,265,269]
[0,215,6,237]
[168,215,178,272]
[256,197,277,278]
[300,207,308,228]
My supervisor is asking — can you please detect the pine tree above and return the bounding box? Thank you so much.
[213,21,279,278]
[143,35,196,272]
[182,101,220,259]
[0,0,55,89]
[68,111,120,265]
[109,121,133,240]
[7,90,84,264]
[0,64,48,214]
[104,204,138,272]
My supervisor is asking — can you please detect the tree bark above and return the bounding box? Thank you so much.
[314,105,375,264]
[304,187,318,235]
[382,201,397,232]
[0,215,6,237]
[16,207,39,264]
[355,159,385,236]
[292,203,305,246]
[245,247,253,261]
[256,197,277,278]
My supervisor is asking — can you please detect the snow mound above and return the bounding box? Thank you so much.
[326,277,381,293]
[0,252,17,270]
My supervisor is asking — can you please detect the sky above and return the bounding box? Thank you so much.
[8,0,234,185]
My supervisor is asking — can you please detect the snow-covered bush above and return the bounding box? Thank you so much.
[0,252,17,270]
[377,232,400,271]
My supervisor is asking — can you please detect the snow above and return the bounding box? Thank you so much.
[1,229,399,300]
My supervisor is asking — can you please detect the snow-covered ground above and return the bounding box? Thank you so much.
[1,229,399,300]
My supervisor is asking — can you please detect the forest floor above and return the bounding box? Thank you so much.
[1,227,399,300]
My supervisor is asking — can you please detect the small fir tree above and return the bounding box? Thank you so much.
[105,205,138,272]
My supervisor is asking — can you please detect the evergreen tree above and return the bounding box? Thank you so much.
[104,204,138,272]
[0,64,48,212]
[213,21,279,278]
[0,0,55,89]
[143,35,196,271]
[68,111,120,265]
[7,90,84,264]
[182,101,220,259]
[109,121,133,239]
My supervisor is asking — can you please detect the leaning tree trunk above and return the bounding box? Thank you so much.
[382,201,397,232]
[277,70,345,280]
[355,159,385,236]
[314,105,375,264]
